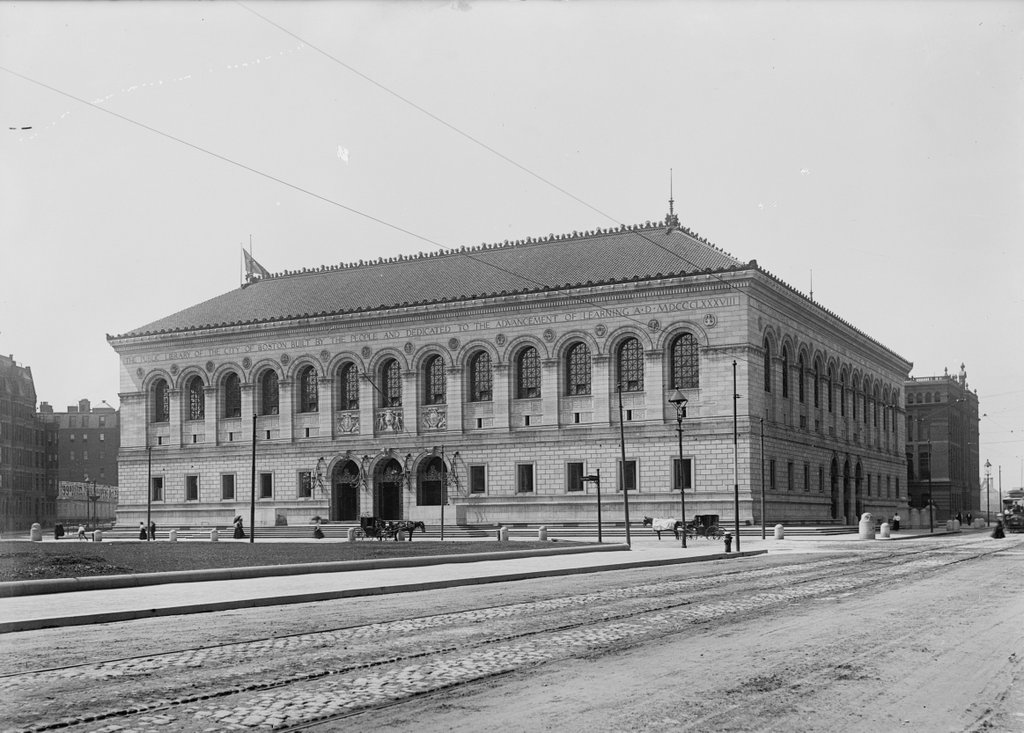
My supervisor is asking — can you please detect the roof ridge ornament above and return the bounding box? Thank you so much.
[666,168,680,229]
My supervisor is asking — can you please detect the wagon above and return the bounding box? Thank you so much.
[685,514,724,540]
[354,516,426,541]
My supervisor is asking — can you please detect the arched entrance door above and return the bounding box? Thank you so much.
[418,457,446,507]
[830,458,840,520]
[842,460,852,524]
[375,459,404,519]
[331,460,360,521]
[854,462,863,521]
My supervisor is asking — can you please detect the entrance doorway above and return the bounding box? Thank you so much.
[830,458,840,520]
[331,460,360,521]
[375,459,403,519]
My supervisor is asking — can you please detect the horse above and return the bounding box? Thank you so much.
[390,520,426,541]
[641,516,683,540]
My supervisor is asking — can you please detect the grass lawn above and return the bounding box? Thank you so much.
[0,539,580,583]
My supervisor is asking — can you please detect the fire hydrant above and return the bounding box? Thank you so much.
[723,532,733,553]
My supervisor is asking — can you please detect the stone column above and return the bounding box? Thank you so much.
[119,391,147,449]
[358,374,375,436]
[279,379,294,441]
[203,385,218,445]
[592,354,611,424]
[318,375,334,438]
[644,349,666,422]
[446,366,463,433]
[402,370,418,435]
[168,389,183,448]
[541,358,560,427]
[240,383,255,428]
[492,363,510,430]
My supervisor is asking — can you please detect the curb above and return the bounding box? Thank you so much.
[0,549,766,633]
[0,543,631,599]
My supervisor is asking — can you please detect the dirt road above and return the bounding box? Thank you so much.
[1,535,1020,732]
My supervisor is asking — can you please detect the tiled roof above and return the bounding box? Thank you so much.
[113,220,748,339]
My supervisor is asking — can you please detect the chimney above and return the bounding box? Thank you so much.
[79,398,91,414]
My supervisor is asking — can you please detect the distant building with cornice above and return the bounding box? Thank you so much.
[107,210,912,530]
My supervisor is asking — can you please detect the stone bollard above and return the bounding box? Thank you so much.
[30,522,42,542]
[93,530,103,542]
[347,526,359,542]
[774,523,785,540]
[858,512,875,540]
[168,529,178,542]
[946,519,955,532]
[499,526,509,542]
[537,525,548,541]
[210,528,219,542]
[879,522,890,538]
[723,532,733,553]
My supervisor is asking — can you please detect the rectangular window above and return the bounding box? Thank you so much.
[298,470,313,498]
[867,474,872,497]
[769,459,777,491]
[566,462,585,492]
[470,465,486,494]
[151,476,164,502]
[619,459,637,492]
[99,416,106,427]
[819,466,825,493]
[69,434,75,442]
[804,463,811,492]
[516,464,534,493]
[221,474,235,500]
[186,474,199,501]
[99,433,105,442]
[672,457,693,491]
[787,462,794,491]
[259,472,273,499]
[919,451,930,480]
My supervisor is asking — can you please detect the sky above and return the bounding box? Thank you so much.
[2,1,1022,489]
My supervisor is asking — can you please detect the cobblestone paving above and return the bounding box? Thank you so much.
[2,541,1001,733]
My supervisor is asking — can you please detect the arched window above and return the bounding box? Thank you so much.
[565,342,592,396]
[152,378,169,423]
[782,347,790,398]
[827,367,834,412]
[617,337,644,392]
[873,386,880,426]
[223,372,241,418]
[813,359,821,408]
[670,333,699,389]
[469,351,492,402]
[260,369,279,415]
[852,377,860,421]
[338,363,359,410]
[424,355,446,405]
[380,359,402,407]
[187,376,205,421]
[763,339,772,392]
[840,371,847,417]
[798,354,806,403]
[298,365,318,413]
[516,346,540,399]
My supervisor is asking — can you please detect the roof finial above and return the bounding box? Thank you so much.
[666,168,680,228]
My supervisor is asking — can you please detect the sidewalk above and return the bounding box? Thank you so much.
[0,530,946,634]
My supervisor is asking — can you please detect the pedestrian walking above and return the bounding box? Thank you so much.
[966,512,973,527]
[891,512,901,532]
[233,515,245,539]
[54,523,64,540]
[992,520,1005,539]
[149,521,157,540]
[138,522,148,540]
[313,519,324,540]
[77,524,87,541]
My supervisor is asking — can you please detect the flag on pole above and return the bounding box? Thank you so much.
[243,249,270,282]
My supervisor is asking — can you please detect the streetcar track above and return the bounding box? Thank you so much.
[1,538,1008,733]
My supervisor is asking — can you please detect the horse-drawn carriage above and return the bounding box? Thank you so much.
[354,516,426,541]
[642,514,724,541]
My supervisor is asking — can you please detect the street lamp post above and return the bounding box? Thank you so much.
[668,390,688,549]
[582,469,602,543]
[617,383,631,548]
[985,459,992,526]
[146,445,152,541]
[927,438,934,533]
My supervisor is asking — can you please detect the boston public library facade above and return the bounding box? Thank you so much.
[108,210,911,530]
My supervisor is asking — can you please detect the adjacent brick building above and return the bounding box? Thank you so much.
[107,209,911,529]
[904,365,980,522]
[0,354,56,532]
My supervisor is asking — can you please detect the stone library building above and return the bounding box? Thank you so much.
[107,209,911,530]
